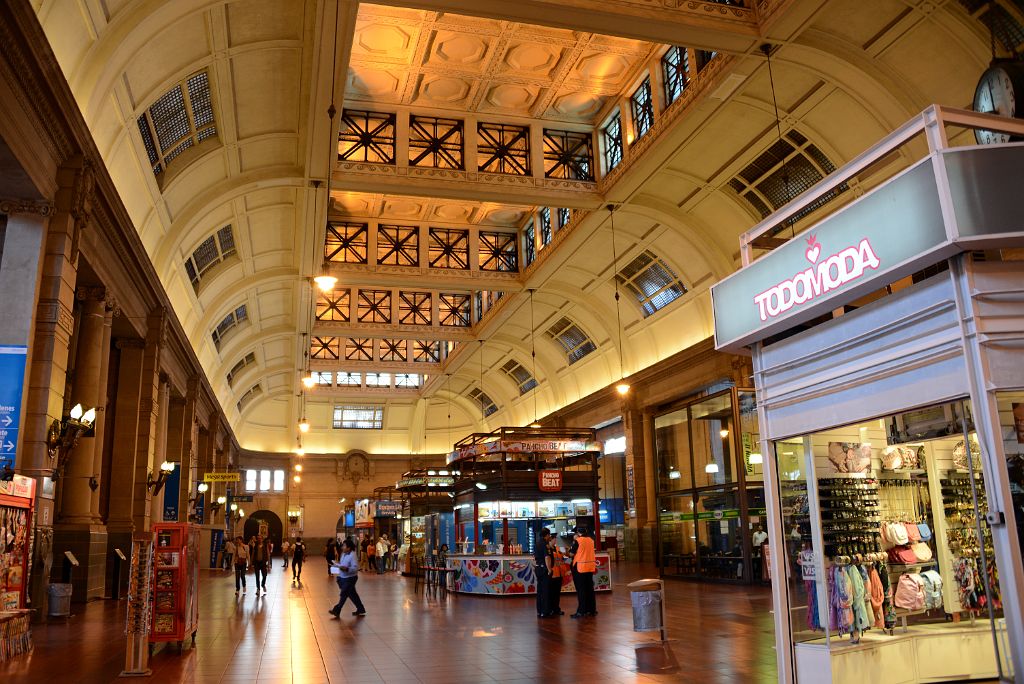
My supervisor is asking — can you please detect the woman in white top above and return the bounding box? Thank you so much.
[233,536,250,594]
[328,538,366,617]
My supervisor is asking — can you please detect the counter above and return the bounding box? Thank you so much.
[450,553,612,596]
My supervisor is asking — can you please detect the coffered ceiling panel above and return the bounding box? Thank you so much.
[331,191,531,229]
[347,3,657,124]
[231,51,302,137]
[226,0,305,46]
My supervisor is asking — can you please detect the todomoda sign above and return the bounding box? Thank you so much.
[538,470,563,492]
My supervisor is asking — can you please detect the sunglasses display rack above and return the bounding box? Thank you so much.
[817,477,882,558]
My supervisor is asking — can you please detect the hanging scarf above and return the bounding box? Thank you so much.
[849,565,870,631]
[829,566,853,636]
[867,566,885,628]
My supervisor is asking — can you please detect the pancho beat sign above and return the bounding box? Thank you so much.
[538,470,563,492]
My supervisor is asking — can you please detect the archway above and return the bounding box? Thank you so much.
[243,509,284,555]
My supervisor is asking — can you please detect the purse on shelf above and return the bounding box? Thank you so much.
[906,524,921,543]
[911,541,933,562]
[887,522,909,546]
[917,522,932,542]
[888,545,918,565]
[894,573,926,611]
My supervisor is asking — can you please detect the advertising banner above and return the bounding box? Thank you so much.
[0,346,27,471]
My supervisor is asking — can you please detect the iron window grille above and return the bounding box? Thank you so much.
[557,207,572,230]
[603,113,623,172]
[312,371,333,386]
[226,351,256,386]
[380,339,408,362]
[542,129,595,181]
[377,225,419,266]
[357,290,392,324]
[365,372,391,387]
[412,340,441,363]
[478,231,518,271]
[726,129,848,235]
[616,250,687,318]
[337,372,362,386]
[428,228,469,269]
[236,383,262,412]
[316,289,350,321]
[662,46,690,105]
[439,293,471,327]
[523,222,536,267]
[468,387,498,417]
[333,406,384,429]
[630,77,654,140]
[478,122,531,175]
[338,109,396,164]
[211,304,248,350]
[311,336,341,360]
[395,373,423,388]
[959,1,1024,55]
[398,292,431,325]
[545,316,597,365]
[501,359,537,395]
[476,290,504,321]
[345,338,373,361]
[184,225,236,290]
[409,115,464,169]
[325,222,368,263]
[539,207,552,247]
[695,49,718,72]
[137,71,217,176]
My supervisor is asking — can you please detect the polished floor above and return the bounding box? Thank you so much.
[2,558,776,683]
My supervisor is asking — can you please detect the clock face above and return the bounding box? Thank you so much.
[974,65,1021,145]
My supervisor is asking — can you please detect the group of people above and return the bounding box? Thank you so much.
[331,533,401,574]
[223,534,308,594]
[534,526,598,619]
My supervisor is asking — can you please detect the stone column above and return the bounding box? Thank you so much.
[131,310,165,533]
[90,296,115,520]
[623,400,656,562]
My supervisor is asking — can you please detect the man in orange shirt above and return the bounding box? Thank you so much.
[570,527,597,618]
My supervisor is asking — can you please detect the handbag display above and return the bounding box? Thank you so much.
[917,522,932,542]
[894,573,925,610]
[906,524,921,543]
[910,541,933,562]
[888,545,918,565]
[887,522,909,546]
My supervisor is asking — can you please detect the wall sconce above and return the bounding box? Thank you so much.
[89,475,99,492]
[147,460,176,494]
[287,509,300,524]
[45,403,97,479]
[209,495,226,513]
[197,482,209,494]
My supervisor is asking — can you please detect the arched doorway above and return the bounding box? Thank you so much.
[243,510,284,555]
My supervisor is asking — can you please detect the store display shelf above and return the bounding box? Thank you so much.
[877,470,927,479]
[886,561,938,571]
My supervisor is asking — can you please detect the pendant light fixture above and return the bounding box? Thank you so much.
[312,8,342,293]
[608,205,630,396]
[761,43,795,238]
[528,290,541,428]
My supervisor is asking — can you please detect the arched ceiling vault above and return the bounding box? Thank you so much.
[33,0,1005,454]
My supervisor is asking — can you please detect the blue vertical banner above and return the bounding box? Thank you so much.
[162,463,181,521]
[194,492,205,523]
[209,529,224,568]
[0,346,28,471]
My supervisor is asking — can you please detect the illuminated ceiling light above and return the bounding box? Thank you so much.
[293,474,302,483]
[427,482,437,487]
[749,453,764,465]
[302,375,316,389]
[427,470,437,476]
[313,274,337,292]
[294,464,303,472]
[197,482,209,493]
[295,448,305,457]
[298,419,310,433]
[608,205,630,398]
[69,403,83,420]
[668,470,681,480]
[615,382,631,396]
[720,429,729,438]
[475,482,488,490]
[705,463,720,474]
[438,470,449,476]
[528,422,542,428]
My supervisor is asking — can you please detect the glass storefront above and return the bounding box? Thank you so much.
[654,387,765,582]
[776,399,1010,678]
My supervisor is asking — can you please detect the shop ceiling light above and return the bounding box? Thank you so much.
[298,418,310,433]
[313,274,337,291]
[669,470,681,480]
[705,463,720,474]
[439,470,449,476]
[475,482,488,490]
[427,470,437,475]
[749,453,764,465]
[616,382,631,396]
[719,429,729,438]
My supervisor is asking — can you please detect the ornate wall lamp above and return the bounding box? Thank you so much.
[45,403,96,479]
[146,460,176,495]
[209,495,226,514]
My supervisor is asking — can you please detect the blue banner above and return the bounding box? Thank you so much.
[162,463,181,521]
[194,492,205,523]
[0,346,27,471]
[210,529,224,568]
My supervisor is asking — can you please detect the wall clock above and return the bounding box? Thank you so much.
[973,61,1024,144]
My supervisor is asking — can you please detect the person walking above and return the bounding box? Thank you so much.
[233,536,250,594]
[292,537,306,582]
[534,527,552,618]
[281,540,291,569]
[375,535,388,574]
[251,534,271,594]
[223,537,235,571]
[328,538,366,618]
[570,527,597,618]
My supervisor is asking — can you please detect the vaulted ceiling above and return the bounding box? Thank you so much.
[32,0,1007,454]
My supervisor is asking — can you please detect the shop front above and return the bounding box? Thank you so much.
[654,387,767,582]
[712,107,1024,683]
[394,470,456,574]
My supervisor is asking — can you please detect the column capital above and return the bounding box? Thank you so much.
[115,337,145,350]
[159,371,171,385]
[75,285,107,302]
[0,198,55,216]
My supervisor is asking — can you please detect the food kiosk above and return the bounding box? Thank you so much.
[394,470,456,574]
[447,427,612,596]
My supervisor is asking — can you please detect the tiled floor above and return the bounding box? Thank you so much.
[2,558,776,683]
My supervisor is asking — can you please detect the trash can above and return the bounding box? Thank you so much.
[47,583,72,617]
[628,579,664,634]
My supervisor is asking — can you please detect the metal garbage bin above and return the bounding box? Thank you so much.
[628,579,666,640]
[47,583,72,617]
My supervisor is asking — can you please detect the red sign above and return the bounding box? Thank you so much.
[538,470,562,492]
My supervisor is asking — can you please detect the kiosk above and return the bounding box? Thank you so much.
[447,427,612,596]
[394,470,456,574]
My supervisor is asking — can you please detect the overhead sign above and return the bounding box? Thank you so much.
[712,160,948,350]
[231,495,254,503]
[538,470,563,492]
[0,346,27,471]
[203,472,240,482]
[374,500,402,517]
[396,475,454,489]
[449,439,601,462]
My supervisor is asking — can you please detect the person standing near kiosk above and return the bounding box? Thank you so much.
[570,527,597,618]
[534,528,552,618]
